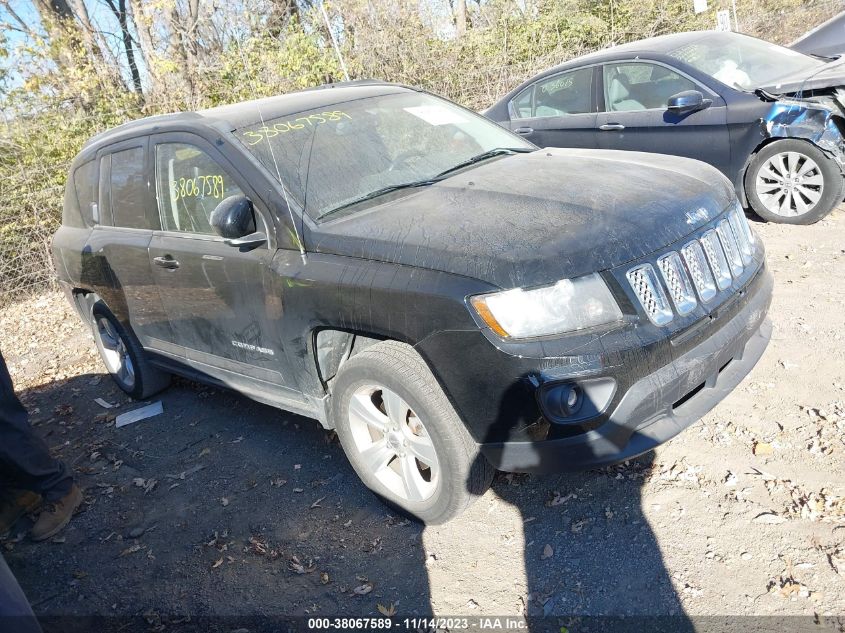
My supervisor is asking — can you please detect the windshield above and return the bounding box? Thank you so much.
[668,32,824,90]
[236,91,534,220]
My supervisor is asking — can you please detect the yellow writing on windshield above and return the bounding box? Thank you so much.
[241,111,352,146]
[170,174,225,201]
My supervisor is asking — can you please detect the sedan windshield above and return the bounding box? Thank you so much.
[668,32,824,90]
[236,91,534,220]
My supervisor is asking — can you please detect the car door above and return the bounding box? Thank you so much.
[83,137,175,346]
[507,66,600,149]
[596,61,732,176]
[147,133,301,399]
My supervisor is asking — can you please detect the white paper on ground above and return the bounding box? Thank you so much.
[115,401,163,428]
[94,398,115,409]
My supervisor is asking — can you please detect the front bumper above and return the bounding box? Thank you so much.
[477,265,772,473]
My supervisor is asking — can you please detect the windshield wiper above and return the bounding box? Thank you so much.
[318,179,438,221]
[317,148,533,221]
[433,147,534,179]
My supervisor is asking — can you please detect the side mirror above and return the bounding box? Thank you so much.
[210,195,266,249]
[667,90,710,114]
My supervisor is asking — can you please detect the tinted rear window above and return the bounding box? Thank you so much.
[63,159,96,227]
[109,147,149,229]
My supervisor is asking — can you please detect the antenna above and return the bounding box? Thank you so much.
[320,0,350,82]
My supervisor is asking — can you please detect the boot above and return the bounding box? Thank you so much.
[31,485,83,542]
[0,490,42,536]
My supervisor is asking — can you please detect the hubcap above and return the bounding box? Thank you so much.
[347,385,440,503]
[96,317,135,390]
[755,151,824,217]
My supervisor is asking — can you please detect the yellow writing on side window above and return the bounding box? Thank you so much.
[170,174,225,201]
[241,111,352,146]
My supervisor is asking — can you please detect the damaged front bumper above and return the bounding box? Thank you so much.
[415,238,773,474]
[481,265,772,473]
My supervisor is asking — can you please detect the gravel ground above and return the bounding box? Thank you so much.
[1,207,844,628]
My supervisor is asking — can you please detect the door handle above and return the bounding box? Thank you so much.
[599,123,626,131]
[514,126,534,135]
[153,255,180,270]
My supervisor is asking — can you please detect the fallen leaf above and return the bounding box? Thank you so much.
[377,603,396,616]
[132,478,158,494]
[547,492,576,507]
[753,512,787,524]
[288,555,315,574]
[212,557,223,569]
[353,582,373,595]
[541,544,554,560]
[119,543,145,557]
[320,572,330,585]
[754,442,774,456]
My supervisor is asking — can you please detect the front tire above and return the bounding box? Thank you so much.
[91,302,171,400]
[331,340,494,524]
[745,139,843,224]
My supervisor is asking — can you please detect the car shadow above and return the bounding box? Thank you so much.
[477,378,694,632]
[6,364,692,632]
[3,370,433,631]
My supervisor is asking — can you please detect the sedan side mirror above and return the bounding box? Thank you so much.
[210,195,266,249]
[667,90,710,114]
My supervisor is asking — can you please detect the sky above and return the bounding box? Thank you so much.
[0,0,130,94]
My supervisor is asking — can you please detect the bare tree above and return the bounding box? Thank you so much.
[102,0,143,96]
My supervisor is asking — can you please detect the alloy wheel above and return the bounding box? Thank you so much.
[347,385,440,503]
[96,317,136,390]
[755,151,824,217]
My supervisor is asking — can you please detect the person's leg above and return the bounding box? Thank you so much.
[0,349,73,502]
[0,348,81,541]
[0,553,42,633]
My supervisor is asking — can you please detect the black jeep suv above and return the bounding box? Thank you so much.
[53,82,772,523]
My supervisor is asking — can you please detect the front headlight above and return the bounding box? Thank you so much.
[470,273,623,339]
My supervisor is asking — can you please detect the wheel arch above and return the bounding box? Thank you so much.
[311,327,391,392]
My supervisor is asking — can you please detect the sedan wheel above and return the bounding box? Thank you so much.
[96,315,136,391]
[347,385,440,503]
[754,151,823,218]
[745,139,843,225]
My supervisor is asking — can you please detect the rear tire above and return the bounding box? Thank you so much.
[745,139,843,225]
[91,302,171,400]
[331,340,494,524]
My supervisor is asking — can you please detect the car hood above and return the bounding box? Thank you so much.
[308,149,735,289]
[761,58,845,93]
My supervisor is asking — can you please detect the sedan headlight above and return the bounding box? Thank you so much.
[470,273,622,339]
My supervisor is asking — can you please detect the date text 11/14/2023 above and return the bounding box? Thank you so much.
[306,617,541,631]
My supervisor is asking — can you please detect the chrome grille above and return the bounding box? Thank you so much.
[728,208,754,266]
[625,206,759,326]
[680,240,717,302]
[626,264,673,325]
[700,229,732,290]
[717,219,744,277]
[657,252,697,315]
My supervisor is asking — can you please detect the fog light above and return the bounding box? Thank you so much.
[537,377,616,425]
[563,384,582,415]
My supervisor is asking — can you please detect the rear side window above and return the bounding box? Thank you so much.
[512,67,594,119]
[104,147,149,229]
[154,143,244,235]
[63,159,96,227]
